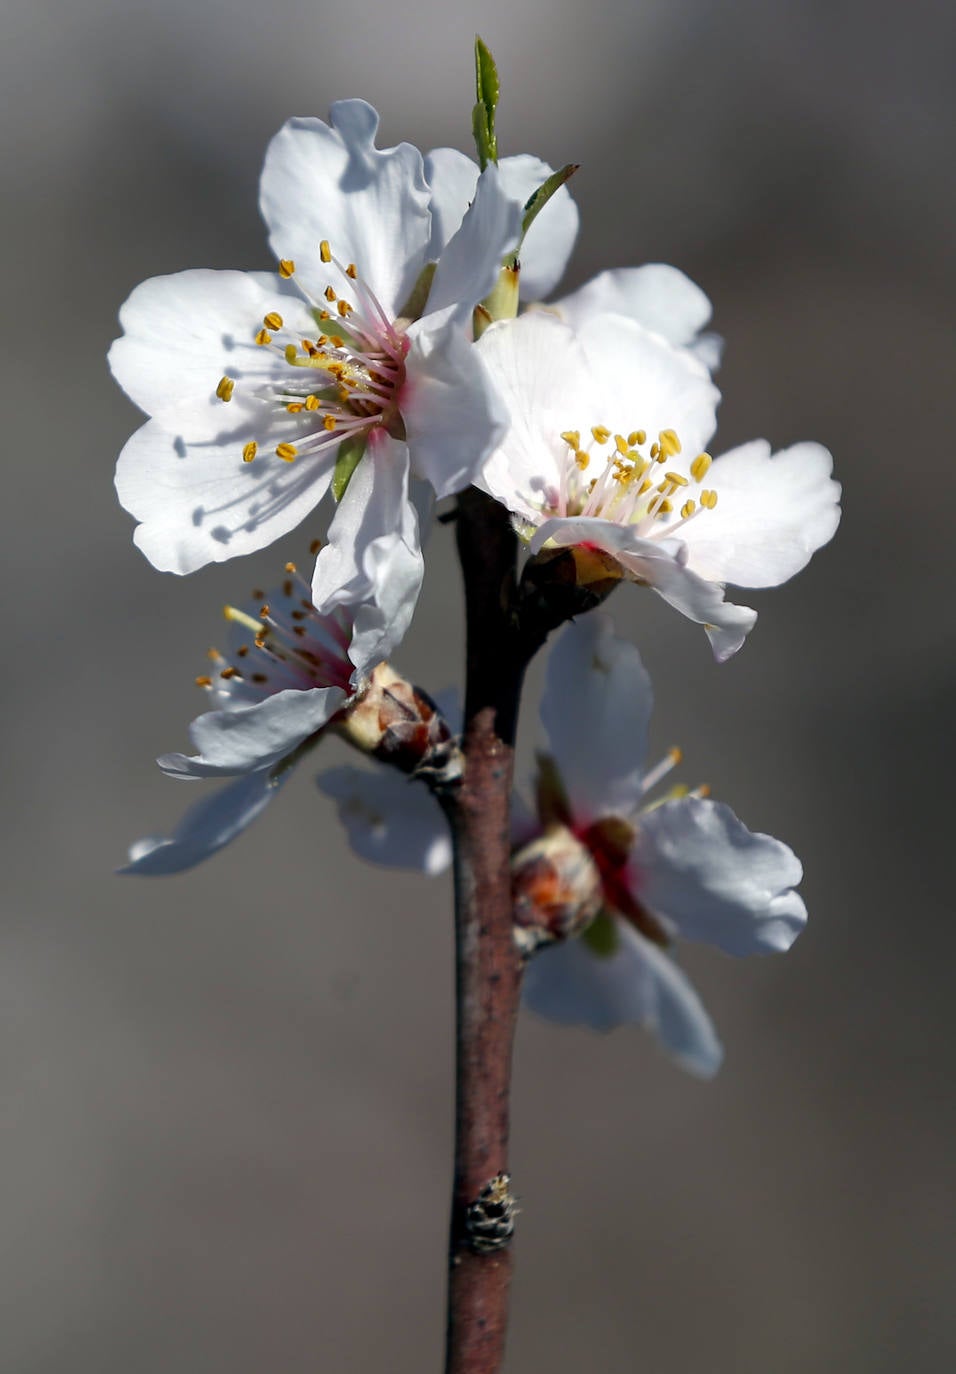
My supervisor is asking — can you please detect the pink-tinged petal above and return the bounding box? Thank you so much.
[259,101,430,317]
[311,435,423,680]
[633,797,807,956]
[677,440,842,588]
[121,769,287,876]
[425,163,522,319]
[533,517,758,661]
[541,614,652,821]
[523,920,723,1076]
[403,311,509,498]
[425,149,579,301]
[553,264,713,351]
[158,685,346,779]
[317,766,451,875]
[109,269,316,440]
[115,419,335,574]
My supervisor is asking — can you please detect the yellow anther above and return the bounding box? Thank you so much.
[680,499,696,519]
[320,240,332,263]
[629,429,647,446]
[700,489,718,509]
[337,299,353,317]
[639,479,652,494]
[242,441,257,464]
[650,442,660,459]
[309,538,322,555]
[346,263,357,279]
[690,452,712,482]
[323,415,337,432]
[285,344,298,364]
[285,561,297,574]
[275,443,298,462]
[669,746,683,765]
[657,499,673,514]
[304,394,321,411]
[614,434,629,456]
[278,258,295,278]
[216,376,235,402]
[330,336,345,349]
[286,403,303,413]
[591,425,611,444]
[665,471,689,487]
[318,309,331,322]
[194,675,213,688]
[263,312,283,331]
[324,285,337,302]
[659,428,682,457]
[695,783,711,798]
[561,430,581,450]
[575,450,590,471]
[255,328,272,346]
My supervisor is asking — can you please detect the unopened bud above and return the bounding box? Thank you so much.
[337,663,461,783]
[512,824,603,957]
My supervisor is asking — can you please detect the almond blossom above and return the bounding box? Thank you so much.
[123,546,420,875]
[110,99,525,604]
[320,614,807,1075]
[477,311,841,660]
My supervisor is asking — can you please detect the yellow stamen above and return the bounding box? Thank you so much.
[337,300,353,317]
[242,441,257,464]
[560,430,581,449]
[657,499,673,515]
[320,240,332,263]
[690,452,712,482]
[285,562,297,574]
[276,443,298,462]
[286,403,303,413]
[614,434,629,456]
[285,344,298,364]
[346,263,358,279]
[322,415,337,432]
[664,471,688,487]
[700,489,718,509]
[680,499,696,519]
[263,311,283,331]
[324,286,337,303]
[591,425,611,444]
[309,538,322,555]
[194,675,213,688]
[224,605,263,636]
[575,450,590,470]
[304,395,321,411]
[629,429,647,446]
[659,428,681,457]
[255,328,272,346]
[669,746,683,765]
[216,376,235,402]
[278,259,295,279]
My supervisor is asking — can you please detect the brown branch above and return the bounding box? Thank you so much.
[440,488,531,1374]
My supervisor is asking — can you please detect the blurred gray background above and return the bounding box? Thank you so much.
[2,1,954,1370]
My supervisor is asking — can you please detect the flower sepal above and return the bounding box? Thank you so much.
[517,542,624,638]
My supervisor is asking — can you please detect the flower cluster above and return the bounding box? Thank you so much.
[112,71,840,1072]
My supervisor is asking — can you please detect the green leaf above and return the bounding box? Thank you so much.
[331,433,367,502]
[581,909,619,958]
[472,36,500,169]
[520,163,579,242]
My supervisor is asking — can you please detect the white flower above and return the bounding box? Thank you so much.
[110,99,524,596]
[477,310,841,660]
[123,556,397,875]
[319,615,807,1075]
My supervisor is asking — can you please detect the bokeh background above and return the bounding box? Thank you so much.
[3,2,954,1370]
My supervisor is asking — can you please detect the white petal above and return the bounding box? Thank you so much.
[541,613,652,820]
[109,269,316,439]
[534,518,758,662]
[403,310,509,498]
[677,440,842,588]
[425,164,523,320]
[577,314,720,460]
[476,313,594,520]
[317,766,451,875]
[121,770,285,876]
[523,921,723,1077]
[424,150,579,301]
[158,685,346,778]
[115,418,335,574]
[553,264,712,350]
[311,435,423,679]
[634,798,807,955]
[259,102,430,317]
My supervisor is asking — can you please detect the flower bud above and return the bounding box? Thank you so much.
[337,663,462,783]
[518,543,623,636]
[512,824,604,957]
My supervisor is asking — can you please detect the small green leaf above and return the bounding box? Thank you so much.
[331,433,367,502]
[520,163,579,242]
[472,36,500,169]
[581,909,619,958]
